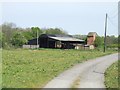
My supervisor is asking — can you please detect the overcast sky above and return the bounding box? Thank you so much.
[1,0,119,36]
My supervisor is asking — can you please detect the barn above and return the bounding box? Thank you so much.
[27,34,85,49]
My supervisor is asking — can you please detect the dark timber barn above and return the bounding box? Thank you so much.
[28,34,85,49]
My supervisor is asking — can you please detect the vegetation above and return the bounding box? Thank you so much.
[0,22,119,49]
[0,22,67,49]
[2,49,115,88]
[105,61,118,88]
[1,22,118,88]
[44,28,67,35]
[0,32,2,48]
[0,49,2,89]
[94,36,104,47]
[11,31,28,47]
[107,44,118,49]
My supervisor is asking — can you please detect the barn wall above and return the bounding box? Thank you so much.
[87,36,94,45]
[39,37,48,48]
[28,34,85,49]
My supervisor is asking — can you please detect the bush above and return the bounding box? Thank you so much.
[107,44,118,48]
[94,36,104,48]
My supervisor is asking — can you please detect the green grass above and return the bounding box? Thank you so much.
[0,49,2,89]
[105,61,119,88]
[2,49,116,88]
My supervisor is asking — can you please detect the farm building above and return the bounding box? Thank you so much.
[87,32,97,45]
[27,34,85,49]
[85,32,98,49]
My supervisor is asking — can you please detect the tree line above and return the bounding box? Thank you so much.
[0,22,67,49]
[0,22,119,49]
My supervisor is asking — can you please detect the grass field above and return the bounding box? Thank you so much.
[2,49,116,88]
[0,49,2,89]
[105,61,119,88]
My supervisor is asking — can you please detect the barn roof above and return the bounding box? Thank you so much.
[40,34,84,42]
[49,36,84,42]
[39,34,73,38]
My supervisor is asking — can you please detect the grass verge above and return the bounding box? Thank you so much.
[105,61,119,88]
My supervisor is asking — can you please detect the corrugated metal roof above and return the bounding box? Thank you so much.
[49,36,84,42]
[40,34,73,38]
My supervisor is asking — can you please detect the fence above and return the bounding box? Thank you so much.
[23,45,39,49]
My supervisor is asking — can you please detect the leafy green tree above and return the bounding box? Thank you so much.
[2,23,16,42]
[22,28,33,40]
[45,28,67,35]
[11,32,27,47]
[0,32,2,48]
[1,23,17,48]
[106,35,118,45]
[31,27,43,38]
[94,36,104,47]
[0,32,10,48]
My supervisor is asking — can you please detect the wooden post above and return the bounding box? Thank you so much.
[47,38,49,48]
[37,29,38,49]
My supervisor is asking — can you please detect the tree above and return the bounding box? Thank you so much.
[0,32,2,48]
[31,27,43,38]
[2,23,16,40]
[11,32,27,47]
[44,28,67,35]
[22,28,33,40]
[1,23,17,48]
[106,35,118,45]
[0,31,10,48]
[94,36,104,47]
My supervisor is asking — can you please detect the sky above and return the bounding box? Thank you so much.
[1,0,119,36]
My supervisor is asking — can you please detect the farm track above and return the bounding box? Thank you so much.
[43,53,118,88]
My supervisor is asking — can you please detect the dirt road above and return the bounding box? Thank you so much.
[44,53,118,88]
